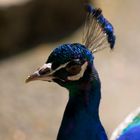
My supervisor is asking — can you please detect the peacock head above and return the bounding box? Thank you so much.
[26,4,116,89]
[26,43,94,89]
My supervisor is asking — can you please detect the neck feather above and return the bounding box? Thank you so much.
[57,65,108,140]
[69,78,101,117]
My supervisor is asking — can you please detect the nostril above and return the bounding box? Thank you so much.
[39,68,51,75]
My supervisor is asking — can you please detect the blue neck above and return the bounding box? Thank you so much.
[57,67,108,140]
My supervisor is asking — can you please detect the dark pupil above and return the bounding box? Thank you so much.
[66,65,81,75]
[65,59,83,75]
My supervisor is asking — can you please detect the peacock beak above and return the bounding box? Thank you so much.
[25,63,54,83]
[25,72,40,83]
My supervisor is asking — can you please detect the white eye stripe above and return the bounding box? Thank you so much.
[36,62,70,76]
[40,63,52,70]
[53,59,81,73]
[67,61,88,81]
[48,62,69,75]
[45,59,82,74]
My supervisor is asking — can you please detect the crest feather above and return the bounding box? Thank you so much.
[83,4,116,53]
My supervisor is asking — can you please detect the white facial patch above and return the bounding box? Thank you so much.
[67,61,88,81]
[37,62,69,82]
[34,63,52,76]
[34,61,88,82]
[35,62,68,77]
[40,63,52,70]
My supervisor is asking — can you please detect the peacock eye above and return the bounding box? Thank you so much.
[66,65,81,75]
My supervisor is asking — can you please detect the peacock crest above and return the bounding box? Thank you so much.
[83,4,115,53]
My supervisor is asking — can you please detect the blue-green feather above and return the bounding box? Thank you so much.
[123,113,140,133]
[117,112,140,140]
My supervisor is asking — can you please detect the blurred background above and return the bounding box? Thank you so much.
[0,0,140,139]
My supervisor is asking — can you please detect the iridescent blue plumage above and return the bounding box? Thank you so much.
[118,126,140,140]
[47,43,93,65]
[44,43,108,140]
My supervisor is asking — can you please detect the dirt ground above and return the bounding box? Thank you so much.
[0,0,140,140]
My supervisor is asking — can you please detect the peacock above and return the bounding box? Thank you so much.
[26,4,140,140]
